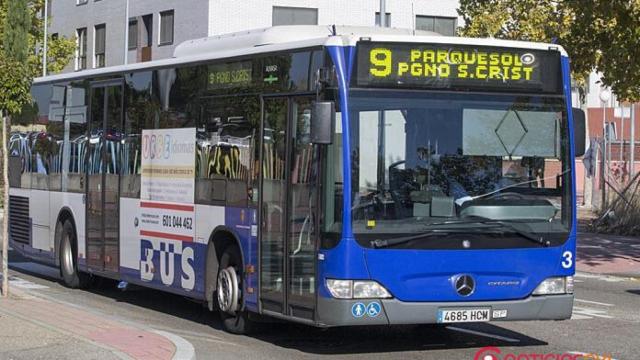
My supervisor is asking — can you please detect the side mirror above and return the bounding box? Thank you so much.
[572,108,586,157]
[310,101,335,145]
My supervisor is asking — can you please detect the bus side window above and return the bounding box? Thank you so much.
[48,85,66,192]
[21,84,55,191]
[196,96,259,208]
[10,88,38,189]
[121,71,155,198]
[66,83,88,193]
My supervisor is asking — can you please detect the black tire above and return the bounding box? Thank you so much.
[59,220,90,289]
[217,245,254,334]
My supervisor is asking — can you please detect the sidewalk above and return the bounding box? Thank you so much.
[0,285,178,360]
[577,231,640,278]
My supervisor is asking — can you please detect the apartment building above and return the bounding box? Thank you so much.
[47,0,461,73]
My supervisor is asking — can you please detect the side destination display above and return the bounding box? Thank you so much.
[355,42,561,93]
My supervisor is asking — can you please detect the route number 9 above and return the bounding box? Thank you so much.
[370,48,392,77]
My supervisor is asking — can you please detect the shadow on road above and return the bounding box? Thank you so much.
[8,249,547,355]
[245,322,546,355]
[577,231,640,268]
[626,289,640,296]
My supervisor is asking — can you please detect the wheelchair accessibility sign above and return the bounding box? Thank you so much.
[351,302,381,318]
[366,302,381,317]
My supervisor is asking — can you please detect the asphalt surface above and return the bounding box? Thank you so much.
[3,248,640,360]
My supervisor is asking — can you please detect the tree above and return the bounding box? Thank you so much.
[568,0,640,101]
[0,0,76,77]
[1,0,31,297]
[458,0,640,101]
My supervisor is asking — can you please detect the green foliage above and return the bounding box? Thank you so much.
[458,1,573,45]
[458,0,640,101]
[0,0,76,115]
[2,0,29,63]
[568,0,640,101]
[0,0,30,116]
[0,54,30,115]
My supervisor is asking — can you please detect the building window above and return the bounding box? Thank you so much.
[415,15,457,36]
[272,6,318,26]
[75,27,87,70]
[77,0,88,5]
[159,10,174,45]
[128,19,138,50]
[51,33,58,41]
[375,12,391,27]
[94,24,106,68]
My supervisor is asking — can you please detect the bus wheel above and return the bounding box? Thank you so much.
[59,220,90,289]
[217,245,253,334]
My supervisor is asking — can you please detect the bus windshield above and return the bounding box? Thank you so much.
[325,90,572,248]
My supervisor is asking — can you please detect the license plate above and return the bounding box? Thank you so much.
[437,308,491,323]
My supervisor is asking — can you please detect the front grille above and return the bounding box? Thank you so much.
[9,195,30,244]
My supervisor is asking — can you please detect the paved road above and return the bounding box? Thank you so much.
[3,249,639,360]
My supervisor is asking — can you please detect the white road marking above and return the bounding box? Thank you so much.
[4,275,50,289]
[154,327,238,346]
[154,330,196,360]
[572,306,613,319]
[570,313,592,320]
[1,269,50,290]
[574,272,634,282]
[567,351,618,360]
[446,326,520,343]
[575,298,614,307]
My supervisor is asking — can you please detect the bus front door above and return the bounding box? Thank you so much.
[260,97,319,320]
[86,81,123,274]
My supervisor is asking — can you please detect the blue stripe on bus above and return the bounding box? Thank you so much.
[224,206,259,312]
[561,55,577,274]
[327,45,356,241]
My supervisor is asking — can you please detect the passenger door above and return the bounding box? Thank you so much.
[259,96,319,319]
[86,81,123,273]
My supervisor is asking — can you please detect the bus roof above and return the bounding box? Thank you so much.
[34,25,567,85]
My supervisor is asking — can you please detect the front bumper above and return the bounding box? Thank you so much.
[316,294,573,327]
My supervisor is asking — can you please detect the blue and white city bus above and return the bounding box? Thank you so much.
[8,26,585,333]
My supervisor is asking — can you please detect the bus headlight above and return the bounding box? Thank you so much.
[326,279,392,299]
[533,276,574,295]
[353,281,392,299]
[325,279,352,299]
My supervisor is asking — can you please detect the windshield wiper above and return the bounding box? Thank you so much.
[371,230,450,249]
[424,218,551,247]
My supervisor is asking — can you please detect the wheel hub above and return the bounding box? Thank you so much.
[217,266,239,314]
[62,234,74,276]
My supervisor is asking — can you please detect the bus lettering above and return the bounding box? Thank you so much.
[140,240,196,291]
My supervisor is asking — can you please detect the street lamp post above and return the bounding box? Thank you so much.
[600,88,611,206]
[123,0,129,65]
[631,103,636,178]
[42,0,48,76]
[379,0,386,27]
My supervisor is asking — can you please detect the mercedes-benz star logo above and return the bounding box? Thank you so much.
[454,275,475,297]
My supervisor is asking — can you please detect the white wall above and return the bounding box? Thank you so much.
[208,0,461,36]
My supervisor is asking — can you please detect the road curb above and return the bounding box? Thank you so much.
[154,330,196,360]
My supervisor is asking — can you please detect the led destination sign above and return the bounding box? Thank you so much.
[356,42,561,93]
[208,61,253,89]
